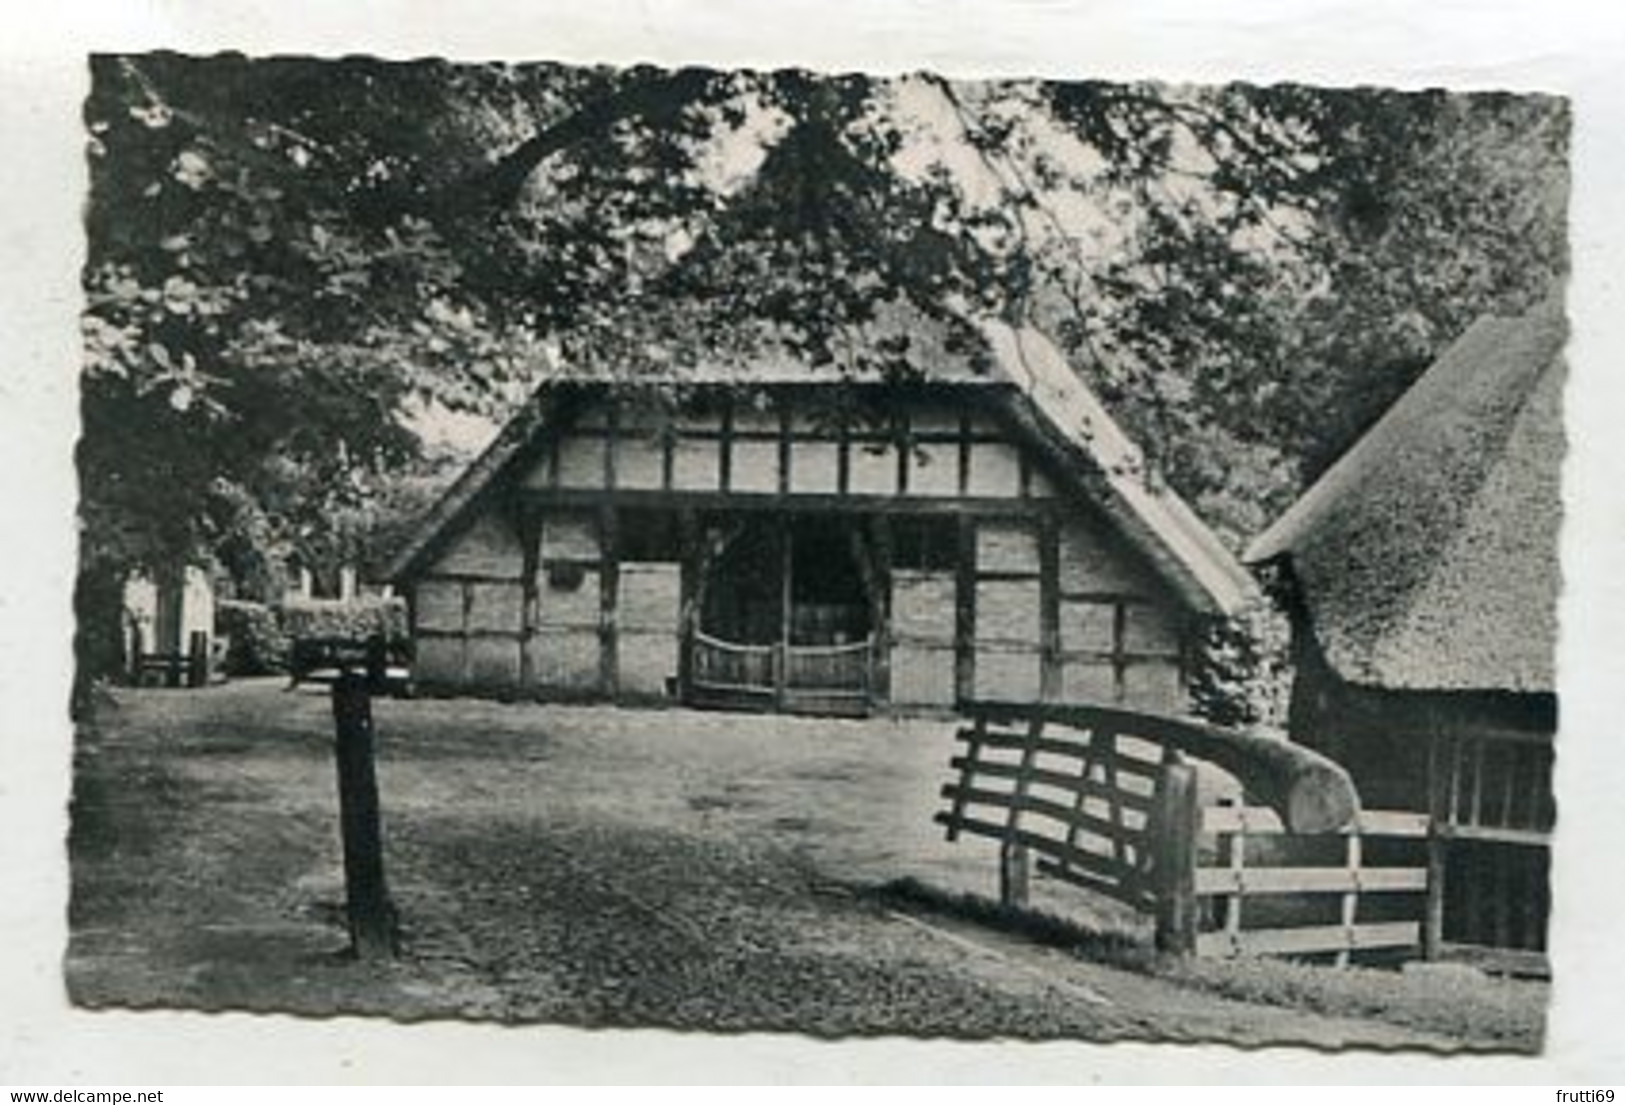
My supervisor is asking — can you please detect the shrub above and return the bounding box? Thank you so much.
[216,599,290,675]
[1188,599,1292,730]
[278,594,409,644]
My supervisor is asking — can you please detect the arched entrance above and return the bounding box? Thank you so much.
[688,515,880,715]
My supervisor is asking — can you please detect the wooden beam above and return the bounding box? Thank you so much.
[896,411,911,497]
[719,396,734,494]
[518,506,541,691]
[956,413,971,497]
[1039,512,1060,704]
[676,509,699,703]
[778,404,792,497]
[776,513,792,708]
[1424,725,1447,960]
[459,579,473,689]
[599,506,619,699]
[1222,803,1245,947]
[518,486,1062,516]
[954,515,977,705]
[1111,601,1128,703]
[870,514,894,710]
[837,415,851,496]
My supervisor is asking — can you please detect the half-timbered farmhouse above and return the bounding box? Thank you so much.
[388,318,1256,716]
[1246,303,1565,972]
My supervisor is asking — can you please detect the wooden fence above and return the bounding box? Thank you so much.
[1195,804,1429,964]
[937,702,1432,963]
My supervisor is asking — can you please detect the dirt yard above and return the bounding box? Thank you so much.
[65,681,1545,1049]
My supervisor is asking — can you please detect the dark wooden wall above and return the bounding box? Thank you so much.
[1285,602,1556,956]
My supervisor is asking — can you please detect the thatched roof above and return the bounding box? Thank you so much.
[1247,303,1567,694]
[387,316,1258,617]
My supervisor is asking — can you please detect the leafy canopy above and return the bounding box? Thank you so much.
[81,54,1568,581]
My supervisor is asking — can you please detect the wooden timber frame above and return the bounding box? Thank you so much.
[933,701,1455,963]
[1420,700,1554,977]
[404,381,1198,715]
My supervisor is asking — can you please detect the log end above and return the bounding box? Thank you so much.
[1285,763,1360,834]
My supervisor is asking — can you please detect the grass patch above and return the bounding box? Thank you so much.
[879,876,1546,1052]
[878,877,1153,968]
[1162,955,1545,1052]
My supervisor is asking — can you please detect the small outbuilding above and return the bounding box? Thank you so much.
[388,316,1256,717]
[1247,303,1565,972]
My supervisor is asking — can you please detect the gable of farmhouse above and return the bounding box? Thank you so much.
[390,319,1256,716]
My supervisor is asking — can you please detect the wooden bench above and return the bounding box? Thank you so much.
[129,629,211,688]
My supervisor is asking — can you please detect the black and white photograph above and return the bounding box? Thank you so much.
[4,0,1625,1088]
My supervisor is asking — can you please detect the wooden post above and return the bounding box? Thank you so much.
[776,517,792,709]
[1152,758,1199,956]
[1221,801,1244,954]
[331,673,396,960]
[869,514,893,709]
[1038,513,1061,703]
[999,840,1030,909]
[599,505,620,700]
[1423,729,1447,960]
[365,634,388,691]
[187,630,209,688]
[999,718,1042,908]
[944,716,983,843]
[518,507,541,693]
[953,516,976,706]
[1337,828,1361,968]
[128,622,143,685]
[676,511,699,703]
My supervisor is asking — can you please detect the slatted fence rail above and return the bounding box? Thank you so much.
[936,707,1206,951]
[690,631,777,700]
[691,631,875,712]
[937,712,1170,912]
[1196,805,1430,964]
[783,637,873,698]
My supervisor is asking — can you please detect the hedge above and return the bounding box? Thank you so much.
[215,595,410,676]
[216,599,290,676]
[278,595,409,644]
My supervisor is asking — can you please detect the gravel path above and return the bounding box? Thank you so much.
[64,682,1497,1048]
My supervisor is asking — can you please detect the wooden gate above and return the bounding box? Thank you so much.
[689,631,874,715]
[937,702,1437,963]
